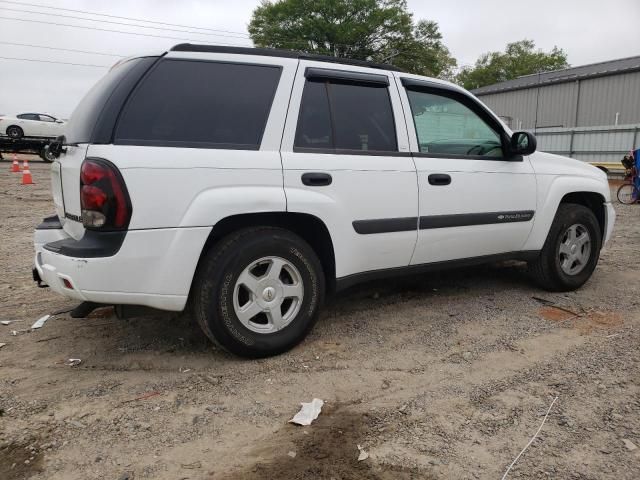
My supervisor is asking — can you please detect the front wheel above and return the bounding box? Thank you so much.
[192,227,325,358]
[617,183,638,204]
[6,125,23,139]
[529,204,601,291]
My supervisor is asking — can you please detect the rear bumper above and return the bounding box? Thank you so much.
[33,218,211,311]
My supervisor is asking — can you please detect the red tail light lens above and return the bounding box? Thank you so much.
[80,158,131,230]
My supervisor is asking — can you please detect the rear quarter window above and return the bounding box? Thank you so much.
[114,59,282,149]
[65,57,157,145]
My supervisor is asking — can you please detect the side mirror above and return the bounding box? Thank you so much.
[510,131,536,157]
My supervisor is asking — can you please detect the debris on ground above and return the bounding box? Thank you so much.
[357,444,369,461]
[1,320,14,325]
[287,451,296,458]
[532,296,556,306]
[65,358,82,367]
[539,305,580,321]
[121,391,161,404]
[289,398,324,426]
[0,342,6,349]
[181,460,202,469]
[623,439,638,451]
[501,396,558,480]
[31,314,51,329]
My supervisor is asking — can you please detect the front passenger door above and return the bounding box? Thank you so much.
[397,78,537,265]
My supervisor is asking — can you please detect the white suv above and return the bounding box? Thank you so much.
[33,44,615,357]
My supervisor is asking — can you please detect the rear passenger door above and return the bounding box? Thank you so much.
[281,62,418,279]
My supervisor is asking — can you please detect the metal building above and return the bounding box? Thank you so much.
[471,56,640,164]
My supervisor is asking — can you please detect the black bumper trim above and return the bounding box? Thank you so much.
[36,214,62,230]
[32,267,48,288]
[43,230,126,258]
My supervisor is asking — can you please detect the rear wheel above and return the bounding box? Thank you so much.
[529,204,601,291]
[6,125,23,139]
[192,227,325,358]
[617,183,637,204]
[40,146,55,163]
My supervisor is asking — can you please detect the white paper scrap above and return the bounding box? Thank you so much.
[289,398,324,426]
[31,315,51,330]
[357,444,369,461]
[0,343,6,349]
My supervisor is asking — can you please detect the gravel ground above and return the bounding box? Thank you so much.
[1,158,639,480]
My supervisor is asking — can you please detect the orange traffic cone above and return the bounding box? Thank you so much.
[22,158,29,170]
[11,153,20,172]
[22,164,34,185]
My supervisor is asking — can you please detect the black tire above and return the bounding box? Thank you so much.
[192,227,325,358]
[529,203,601,292]
[40,146,55,163]
[6,125,23,139]
[617,183,637,204]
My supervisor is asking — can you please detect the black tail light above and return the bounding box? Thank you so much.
[80,158,132,230]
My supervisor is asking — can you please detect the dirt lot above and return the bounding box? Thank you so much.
[1,158,639,480]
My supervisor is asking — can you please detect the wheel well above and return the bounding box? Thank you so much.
[6,125,22,132]
[198,212,336,293]
[560,191,605,240]
[595,165,609,174]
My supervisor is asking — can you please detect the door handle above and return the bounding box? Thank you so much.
[428,173,451,186]
[301,172,332,186]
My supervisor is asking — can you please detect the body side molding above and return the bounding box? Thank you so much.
[352,210,535,234]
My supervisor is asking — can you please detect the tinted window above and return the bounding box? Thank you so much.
[65,57,156,145]
[295,78,397,152]
[406,90,503,158]
[39,115,55,122]
[18,114,39,120]
[115,60,281,149]
[294,80,332,149]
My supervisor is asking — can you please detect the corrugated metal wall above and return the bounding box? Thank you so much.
[476,71,640,130]
[535,124,640,162]
[577,72,640,127]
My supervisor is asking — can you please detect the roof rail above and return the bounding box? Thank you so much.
[170,44,404,72]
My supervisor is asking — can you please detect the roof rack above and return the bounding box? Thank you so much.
[170,44,404,72]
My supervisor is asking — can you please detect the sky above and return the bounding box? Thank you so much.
[0,0,638,118]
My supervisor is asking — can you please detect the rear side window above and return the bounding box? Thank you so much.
[65,57,156,145]
[295,78,397,153]
[115,60,282,149]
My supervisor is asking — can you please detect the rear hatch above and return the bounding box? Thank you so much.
[52,56,158,239]
[51,144,88,240]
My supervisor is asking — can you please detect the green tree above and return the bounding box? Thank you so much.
[248,0,456,78]
[456,40,569,90]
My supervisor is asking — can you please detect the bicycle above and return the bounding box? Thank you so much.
[617,168,639,204]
